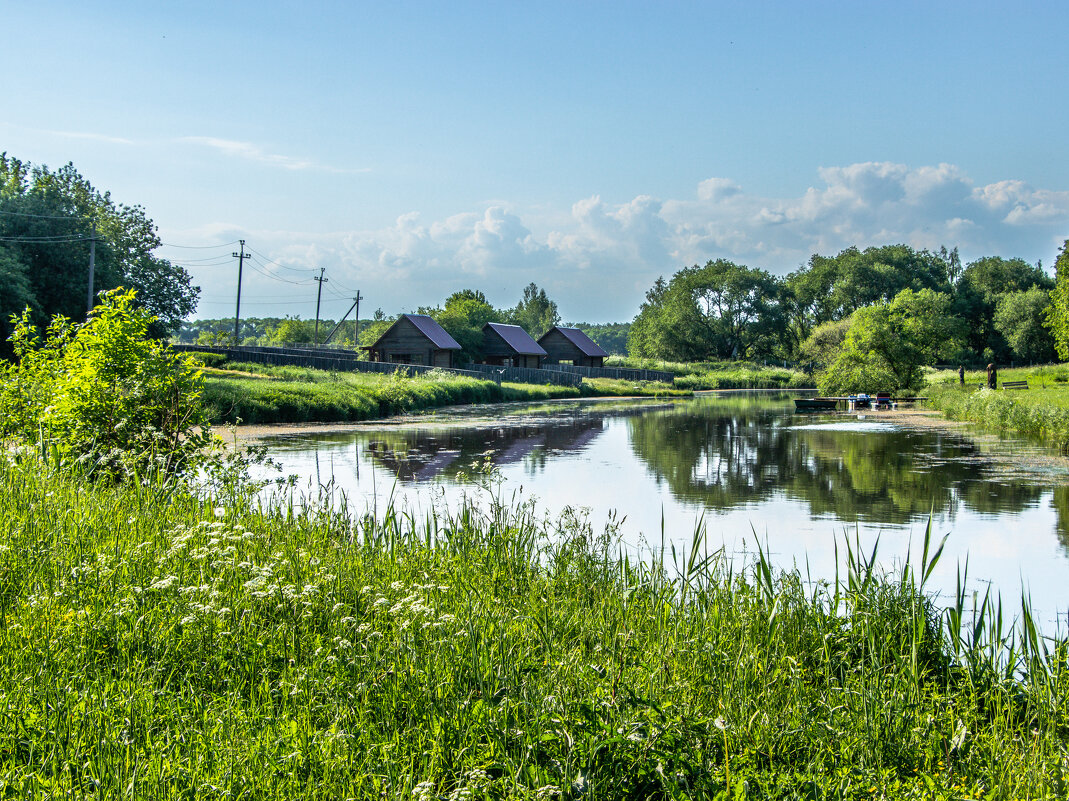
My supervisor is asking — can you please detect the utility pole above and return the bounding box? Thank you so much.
[232,239,250,343]
[323,290,361,346]
[86,219,97,315]
[353,290,362,347]
[313,268,328,345]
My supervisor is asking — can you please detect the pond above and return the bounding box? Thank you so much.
[250,393,1069,631]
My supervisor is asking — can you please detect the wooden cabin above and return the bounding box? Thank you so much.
[366,314,461,368]
[537,326,608,367]
[479,323,547,368]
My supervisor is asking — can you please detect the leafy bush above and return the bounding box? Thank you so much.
[0,288,211,476]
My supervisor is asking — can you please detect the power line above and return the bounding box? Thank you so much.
[159,240,240,249]
[247,257,315,285]
[0,234,88,243]
[246,247,319,274]
[0,208,84,221]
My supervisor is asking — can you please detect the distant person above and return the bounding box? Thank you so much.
[958,365,965,385]
[987,363,997,390]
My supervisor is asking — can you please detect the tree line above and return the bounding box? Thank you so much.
[629,243,1064,391]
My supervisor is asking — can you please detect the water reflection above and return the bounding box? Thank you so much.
[256,394,1069,631]
[626,403,1046,524]
[362,411,611,481]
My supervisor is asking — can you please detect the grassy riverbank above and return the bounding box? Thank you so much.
[199,362,686,425]
[925,365,1069,452]
[607,356,811,391]
[1,455,1066,799]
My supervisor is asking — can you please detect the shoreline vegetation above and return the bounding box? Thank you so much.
[2,455,1067,798]
[194,357,806,426]
[924,365,1069,453]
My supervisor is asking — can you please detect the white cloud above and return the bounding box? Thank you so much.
[178,136,367,173]
[48,129,135,145]
[183,161,1069,322]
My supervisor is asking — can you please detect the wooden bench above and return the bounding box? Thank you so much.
[1002,380,1028,390]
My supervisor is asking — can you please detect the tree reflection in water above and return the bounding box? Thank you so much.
[626,399,1047,525]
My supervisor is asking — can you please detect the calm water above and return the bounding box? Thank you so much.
[253,394,1069,630]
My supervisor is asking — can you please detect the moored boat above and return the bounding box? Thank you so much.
[793,397,839,412]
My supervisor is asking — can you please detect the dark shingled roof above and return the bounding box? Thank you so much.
[551,326,609,358]
[402,314,462,349]
[485,323,548,356]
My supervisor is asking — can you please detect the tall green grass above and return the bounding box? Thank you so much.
[0,454,1066,798]
[202,367,581,424]
[926,383,1069,453]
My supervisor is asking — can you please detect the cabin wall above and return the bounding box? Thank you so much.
[370,317,455,367]
[538,329,582,365]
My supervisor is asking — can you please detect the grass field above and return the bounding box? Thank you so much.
[925,365,1069,452]
[198,362,688,425]
[0,454,1066,798]
[606,356,811,391]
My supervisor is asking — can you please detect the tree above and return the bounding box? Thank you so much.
[800,317,852,369]
[269,316,316,345]
[629,260,786,361]
[1046,240,1069,360]
[788,245,953,333]
[571,322,630,355]
[954,255,1053,360]
[627,276,669,359]
[421,290,501,363]
[508,282,560,338]
[993,287,1056,364]
[819,289,963,393]
[0,153,199,338]
[0,244,33,352]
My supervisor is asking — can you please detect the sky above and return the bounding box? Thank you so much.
[3,1,1068,324]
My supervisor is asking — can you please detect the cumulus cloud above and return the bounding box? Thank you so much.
[184,162,1069,322]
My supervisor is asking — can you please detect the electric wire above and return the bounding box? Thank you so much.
[0,208,86,221]
[159,240,240,249]
[247,247,319,274]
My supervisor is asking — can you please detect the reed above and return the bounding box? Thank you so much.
[0,454,1066,798]
[926,383,1069,453]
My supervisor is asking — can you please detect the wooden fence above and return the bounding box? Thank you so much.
[468,364,582,388]
[540,363,675,384]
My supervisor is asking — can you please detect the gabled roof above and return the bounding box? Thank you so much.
[541,326,609,358]
[370,314,461,350]
[484,323,547,356]
[406,314,462,349]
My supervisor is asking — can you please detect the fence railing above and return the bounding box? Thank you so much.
[468,364,582,388]
[540,363,675,383]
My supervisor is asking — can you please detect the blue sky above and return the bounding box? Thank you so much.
[3,1,1068,322]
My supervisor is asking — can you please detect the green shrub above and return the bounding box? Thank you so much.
[1,289,211,476]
